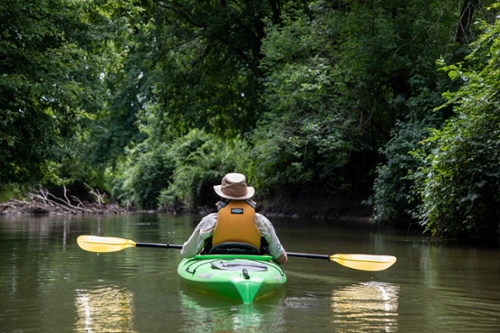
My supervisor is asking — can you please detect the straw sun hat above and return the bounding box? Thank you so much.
[213,173,255,200]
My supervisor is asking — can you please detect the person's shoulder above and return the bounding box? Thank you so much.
[255,212,272,223]
[201,212,218,221]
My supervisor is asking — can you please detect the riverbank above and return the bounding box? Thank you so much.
[255,183,372,221]
[0,188,128,215]
[1,185,371,219]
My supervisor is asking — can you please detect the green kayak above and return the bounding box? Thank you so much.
[177,254,286,303]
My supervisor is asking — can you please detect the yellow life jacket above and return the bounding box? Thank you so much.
[212,200,261,249]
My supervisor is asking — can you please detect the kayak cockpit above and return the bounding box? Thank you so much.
[177,254,286,303]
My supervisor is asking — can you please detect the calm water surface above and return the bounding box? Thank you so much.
[0,214,499,333]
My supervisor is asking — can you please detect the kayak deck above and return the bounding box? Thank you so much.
[177,254,286,303]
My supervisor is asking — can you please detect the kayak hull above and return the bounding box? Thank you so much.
[177,254,286,303]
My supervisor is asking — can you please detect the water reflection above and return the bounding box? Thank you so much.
[178,289,287,333]
[2,214,499,333]
[75,285,137,333]
[330,281,399,332]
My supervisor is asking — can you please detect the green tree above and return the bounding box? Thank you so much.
[137,0,299,140]
[112,0,496,211]
[84,2,152,170]
[102,0,305,207]
[411,12,500,239]
[0,0,119,184]
[254,5,355,193]
[371,0,495,225]
[256,0,467,198]
[111,129,251,209]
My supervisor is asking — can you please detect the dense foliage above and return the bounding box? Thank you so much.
[0,0,118,184]
[1,0,499,240]
[410,15,500,239]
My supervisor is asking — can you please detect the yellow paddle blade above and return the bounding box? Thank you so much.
[330,254,397,271]
[77,235,137,253]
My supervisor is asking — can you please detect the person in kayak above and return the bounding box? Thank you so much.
[181,173,288,265]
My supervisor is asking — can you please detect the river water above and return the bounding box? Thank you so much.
[0,213,499,333]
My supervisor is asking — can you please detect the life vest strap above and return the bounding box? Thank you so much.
[217,199,255,211]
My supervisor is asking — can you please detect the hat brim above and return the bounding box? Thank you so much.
[214,185,255,200]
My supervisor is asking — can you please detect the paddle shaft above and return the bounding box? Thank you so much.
[127,245,380,264]
[135,245,328,259]
[131,246,371,264]
[141,246,332,260]
[286,252,329,260]
[136,242,182,249]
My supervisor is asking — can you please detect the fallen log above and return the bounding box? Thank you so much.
[0,188,128,216]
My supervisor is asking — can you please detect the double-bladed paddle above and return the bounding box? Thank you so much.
[77,235,396,271]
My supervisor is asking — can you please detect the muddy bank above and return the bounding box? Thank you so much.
[258,189,372,220]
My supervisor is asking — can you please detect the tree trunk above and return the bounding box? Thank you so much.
[456,0,480,43]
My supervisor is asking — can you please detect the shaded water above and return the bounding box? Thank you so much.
[0,214,499,332]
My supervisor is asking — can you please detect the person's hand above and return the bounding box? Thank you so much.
[275,253,287,265]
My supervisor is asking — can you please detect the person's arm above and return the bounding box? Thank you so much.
[256,213,287,265]
[181,213,217,258]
